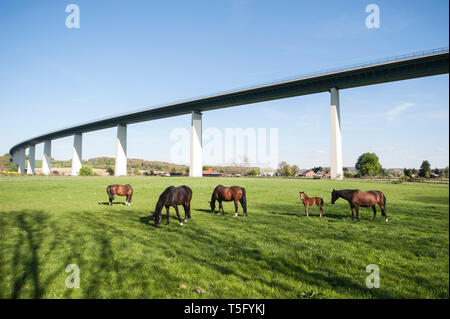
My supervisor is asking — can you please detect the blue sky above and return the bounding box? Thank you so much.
[0,0,448,169]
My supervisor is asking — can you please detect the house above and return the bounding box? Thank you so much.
[202,167,223,177]
[300,170,317,178]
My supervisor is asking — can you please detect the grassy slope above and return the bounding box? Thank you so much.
[0,176,448,299]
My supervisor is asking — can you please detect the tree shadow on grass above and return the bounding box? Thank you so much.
[170,225,397,298]
[0,208,412,299]
[0,211,73,299]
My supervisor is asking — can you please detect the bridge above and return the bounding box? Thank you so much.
[9,48,449,178]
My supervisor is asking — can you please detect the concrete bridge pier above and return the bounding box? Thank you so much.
[27,145,35,175]
[330,87,343,180]
[71,133,82,176]
[189,111,203,177]
[115,125,127,176]
[42,141,52,175]
[17,148,26,174]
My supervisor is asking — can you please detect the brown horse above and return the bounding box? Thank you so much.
[210,185,247,217]
[331,189,388,223]
[107,184,133,206]
[153,185,192,227]
[299,191,324,217]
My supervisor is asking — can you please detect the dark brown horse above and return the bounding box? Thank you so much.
[107,184,133,206]
[153,185,192,227]
[210,185,247,217]
[331,189,388,223]
[299,191,324,217]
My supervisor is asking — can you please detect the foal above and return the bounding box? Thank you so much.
[299,191,324,217]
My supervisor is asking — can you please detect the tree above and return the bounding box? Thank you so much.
[403,168,413,178]
[79,166,94,176]
[418,160,431,178]
[312,166,323,173]
[291,165,300,177]
[355,152,382,176]
[277,161,291,176]
[247,168,259,176]
[106,167,114,176]
[444,167,449,178]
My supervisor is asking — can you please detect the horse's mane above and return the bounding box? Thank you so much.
[155,186,174,213]
[336,189,357,201]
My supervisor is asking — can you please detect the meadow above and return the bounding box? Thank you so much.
[0,176,448,299]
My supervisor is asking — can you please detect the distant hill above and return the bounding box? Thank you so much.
[85,157,188,173]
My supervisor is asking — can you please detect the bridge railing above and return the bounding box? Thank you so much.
[173,46,450,101]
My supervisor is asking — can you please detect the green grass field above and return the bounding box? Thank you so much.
[0,176,448,299]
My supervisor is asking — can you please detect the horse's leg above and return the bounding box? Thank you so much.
[239,198,247,217]
[372,206,377,220]
[355,206,360,224]
[218,200,223,216]
[186,200,191,219]
[305,203,309,217]
[182,204,188,223]
[350,204,354,221]
[127,193,133,206]
[125,195,129,206]
[233,200,238,217]
[109,193,114,206]
[380,203,388,222]
[165,205,170,226]
[174,205,183,226]
[318,201,323,218]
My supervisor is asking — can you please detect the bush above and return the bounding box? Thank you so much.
[106,167,114,176]
[79,166,94,176]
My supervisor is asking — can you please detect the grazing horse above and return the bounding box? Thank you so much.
[210,185,247,217]
[107,184,133,206]
[331,189,388,223]
[299,191,324,217]
[153,185,192,227]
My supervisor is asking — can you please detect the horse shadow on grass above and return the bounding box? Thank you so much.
[194,208,212,214]
[252,202,350,220]
[98,202,126,206]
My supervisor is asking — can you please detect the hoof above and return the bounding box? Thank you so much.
[217,213,220,216]
[180,222,183,226]
[234,214,238,217]
[184,219,188,223]
[385,218,389,222]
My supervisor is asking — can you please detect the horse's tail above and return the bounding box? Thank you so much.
[382,192,386,206]
[240,187,247,212]
[321,197,324,207]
